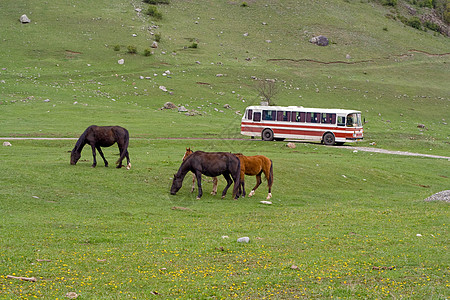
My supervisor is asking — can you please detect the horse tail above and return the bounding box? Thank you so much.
[116,127,130,165]
[232,156,241,199]
[267,159,273,188]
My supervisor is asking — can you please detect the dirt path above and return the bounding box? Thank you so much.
[1,137,449,160]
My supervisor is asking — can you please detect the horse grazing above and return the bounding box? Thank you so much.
[70,125,131,169]
[171,151,240,200]
[183,148,218,195]
[234,153,273,200]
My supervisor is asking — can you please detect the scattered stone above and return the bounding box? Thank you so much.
[195,61,201,64]
[346,54,351,59]
[260,201,272,205]
[178,106,188,112]
[243,32,249,37]
[265,40,272,43]
[424,190,450,203]
[43,99,50,102]
[151,41,158,48]
[223,104,231,109]
[237,237,250,243]
[221,235,229,239]
[216,74,224,77]
[417,123,426,129]
[135,8,142,13]
[159,86,168,92]
[65,292,79,299]
[286,142,296,149]
[19,14,31,23]
[3,142,12,147]
[118,59,124,65]
[309,35,329,46]
[163,102,177,109]
[291,265,299,270]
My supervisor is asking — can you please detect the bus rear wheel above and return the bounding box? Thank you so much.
[323,132,335,145]
[262,128,274,141]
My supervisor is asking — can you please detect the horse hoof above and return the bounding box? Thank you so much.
[248,190,255,197]
[126,163,131,170]
[266,193,272,200]
[196,197,201,200]
[211,192,217,195]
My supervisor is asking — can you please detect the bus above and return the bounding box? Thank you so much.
[240,106,363,145]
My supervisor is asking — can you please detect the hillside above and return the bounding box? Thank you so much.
[0,0,449,154]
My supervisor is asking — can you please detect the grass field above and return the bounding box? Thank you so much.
[0,139,448,299]
[0,0,449,298]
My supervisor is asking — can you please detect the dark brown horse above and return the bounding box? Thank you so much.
[183,148,218,195]
[70,125,131,169]
[171,151,240,200]
[234,153,273,200]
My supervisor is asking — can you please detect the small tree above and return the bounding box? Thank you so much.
[256,79,278,105]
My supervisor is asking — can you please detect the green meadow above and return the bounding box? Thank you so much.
[0,0,449,299]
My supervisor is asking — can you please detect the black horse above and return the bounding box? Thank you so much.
[170,151,241,200]
[70,125,131,169]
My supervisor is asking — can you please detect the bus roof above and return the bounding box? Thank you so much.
[244,105,361,114]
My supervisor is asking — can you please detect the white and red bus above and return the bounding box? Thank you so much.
[241,106,363,145]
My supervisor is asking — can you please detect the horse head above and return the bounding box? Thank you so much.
[170,173,183,195]
[70,148,81,165]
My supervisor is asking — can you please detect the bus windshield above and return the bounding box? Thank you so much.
[346,113,362,127]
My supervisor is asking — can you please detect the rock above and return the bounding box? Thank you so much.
[195,61,201,64]
[118,59,124,65]
[43,99,50,102]
[178,106,188,112]
[151,41,158,48]
[159,86,168,92]
[346,54,351,59]
[3,142,12,147]
[260,201,272,205]
[19,14,31,23]
[286,142,296,149]
[417,123,426,129]
[237,237,250,243]
[424,190,450,203]
[223,104,231,109]
[216,74,224,77]
[163,102,177,109]
[309,35,329,46]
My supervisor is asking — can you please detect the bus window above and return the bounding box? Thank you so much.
[299,112,305,122]
[277,111,290,122]
[247,109,253,120]
[346,113,359,127]
[291,112,300,122]
[263,110,276,121]
[253,112,261,122]
[337,116,345,126]
[307,112,320,123]
[321,113,336,124]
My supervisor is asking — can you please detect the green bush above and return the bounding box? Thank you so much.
[241,2,248,7]
[381,0,397,6]
[144,48,153,56]
[113,45,121,51]
[127,45,137,54]
[407,17,422,29]
[146,6,163,20]
[154,33,161,42]
[143,0,169,4]
[424,21,440,32]
[188,42,198,49]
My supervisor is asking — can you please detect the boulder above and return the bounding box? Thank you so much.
[178,106,188,112]
[151,41,158,48]
[163,102,177,109]
[286,142,296,149]
[19,14,31,23]
[309,35,329,46]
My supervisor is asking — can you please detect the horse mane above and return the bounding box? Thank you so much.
[73,127,90,151]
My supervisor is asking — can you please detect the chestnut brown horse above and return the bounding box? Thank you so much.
[70,125,131,169]
[234,153,273,200]
[171,151,240,200]
[183,148,218,195]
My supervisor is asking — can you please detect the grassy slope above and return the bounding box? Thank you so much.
[0,0,449,153]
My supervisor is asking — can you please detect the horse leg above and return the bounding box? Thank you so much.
[221,173,233,199]
[264,168,273,200]
[96,146,109,167]
[191,173,196,193]
[125,150,131,170]
[249,173,262,197]
[211,177,218,195]
[240,178,246,198]
[195,171,203,200]
[90,145,97,168]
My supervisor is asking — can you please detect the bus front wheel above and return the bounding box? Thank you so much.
[262,129,274,141]
[322,132,335,145]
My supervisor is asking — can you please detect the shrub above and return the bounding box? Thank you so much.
[154,33,161,42]
[383,26,389,31]
[146,6,163,20]
[144,48,153,56]
[143,0,169,4]
[382,0,397,6]
[424,21,440,32]
[407,17,422,29]
[127,45,137,54]
[113,45,121,51]
[188,42,198,49]
[241,2,248,7]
